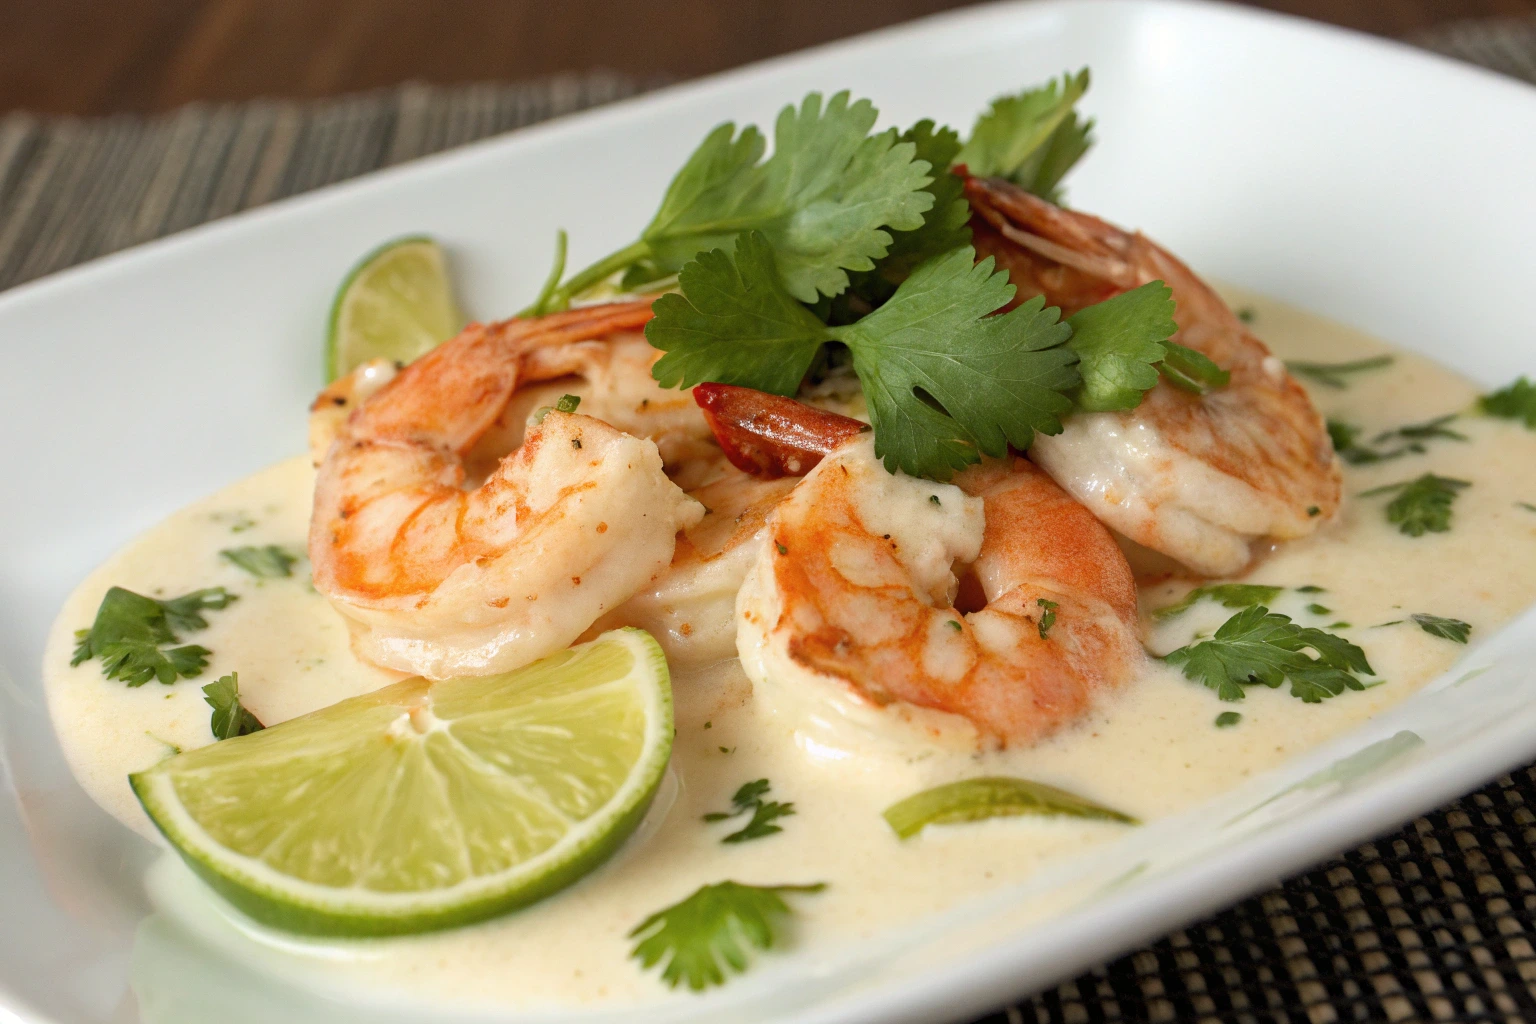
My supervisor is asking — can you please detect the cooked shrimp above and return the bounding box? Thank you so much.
[309,301,704,678]
[592,452,799,662]
[592,385,865,662]
[726,390,1143,748]
[465,331,720,476]
[966,175,1341,577]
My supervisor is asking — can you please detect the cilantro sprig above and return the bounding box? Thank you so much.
[220,545,298,578]
[1361,474,1469,536]
[649,236,1180,479]
[528,76,1212,481]
[628,881,827,990]
[703,779,796,844]
[529,91,936,312]
[1165,606,1376,703]
[1411,613,1471,644]
[1153,583,1283,620]
[1327,414,1465,466]
[531,72,1100,317]
[956,69,1094,203]
[72,586,237,686]
[1481,377,1536,428]
[1286,355,1394,389]
[202,672,264,739]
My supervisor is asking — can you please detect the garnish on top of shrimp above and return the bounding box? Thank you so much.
[706,385,1144,749]
[308,301,705,678]
[965,174,1342,577]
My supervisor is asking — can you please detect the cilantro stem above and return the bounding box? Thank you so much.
[520,229,568,317]
[537,238,652,314]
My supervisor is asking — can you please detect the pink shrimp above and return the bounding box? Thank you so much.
[966,175,1342,577]
[309,302,704,678]
[712,385,1143,747]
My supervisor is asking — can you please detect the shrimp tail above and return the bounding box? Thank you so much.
[964,174,1139,314]
[692,383,867,478]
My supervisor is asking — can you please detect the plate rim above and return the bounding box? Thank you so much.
[3,2,1536,1022]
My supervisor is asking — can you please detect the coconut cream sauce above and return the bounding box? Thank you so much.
[42,289,1536,1010]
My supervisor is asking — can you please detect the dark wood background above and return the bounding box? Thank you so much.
[3,0,1534,115]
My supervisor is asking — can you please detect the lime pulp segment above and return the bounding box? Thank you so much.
[325,235,463,381]
[131,628,673,936]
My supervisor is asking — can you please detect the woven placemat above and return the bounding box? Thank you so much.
[2,17,1534,1024]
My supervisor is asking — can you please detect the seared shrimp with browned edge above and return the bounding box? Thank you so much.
[309,301,704,679]
[708,385,1144,749]
[966,175,1341,577]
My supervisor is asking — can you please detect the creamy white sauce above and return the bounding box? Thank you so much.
[41,288,1536,1011]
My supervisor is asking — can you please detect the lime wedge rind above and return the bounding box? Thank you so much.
[131,628,672,936]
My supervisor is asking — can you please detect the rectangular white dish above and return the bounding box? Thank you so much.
[1,1,1534,1022]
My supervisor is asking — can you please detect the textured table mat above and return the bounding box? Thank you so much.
[2,17,1535,1024]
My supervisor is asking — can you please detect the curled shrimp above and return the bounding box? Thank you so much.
[966,175,1341,577]
[309,301,704,678]
[719,388,1143,749]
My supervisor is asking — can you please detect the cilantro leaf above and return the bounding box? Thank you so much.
[202,672,265,739]
[1153,583,1283,620]
[72,587,174,660]
[1020,107,1094,204]
[72,586,235,686]
[649,241,1081,480]
[1163,606,1375,703]
[220,545,298,579]
[1411,613,1472,644]
[97,640,211,687]
[628,881,827,990]
[702,778,796,843]
[957,69,1093,202]
[724,801,796,844]
[836,247,1078,478]
[703,779,771,821]
[1036,598,1058,640]
[846,120,973,307]
[158,588,238,633]
[1392,413,1468,444]
[550,92,935,310]
[1064,281,1178,411]
[1285,355,1394,389]
[1328,419,1377,464]
[648,232,828,395]
[1481,377,1536,428]
[1158,341,1230,395]
[1361,474,1469,536]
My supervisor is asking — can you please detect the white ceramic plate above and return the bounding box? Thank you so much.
[3,1,1534,1021]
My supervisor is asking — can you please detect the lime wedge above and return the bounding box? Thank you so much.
[325,235,462,381]
[131,629,672,936]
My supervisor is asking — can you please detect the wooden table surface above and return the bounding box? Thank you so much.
[2,0,1534,115]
